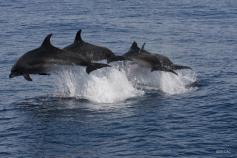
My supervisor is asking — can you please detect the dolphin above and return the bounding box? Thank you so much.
[123,42,178,75]
[64,30,125,63]
[122,42,192,74]
[9,34,110,81]
[136,42,192,70]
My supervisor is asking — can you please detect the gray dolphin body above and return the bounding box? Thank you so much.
[137,43,192,70]
[9,34,110,81]
[64,30,125,63]
[123,42,192,75]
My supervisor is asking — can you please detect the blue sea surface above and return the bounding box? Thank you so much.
[0,0,237,157]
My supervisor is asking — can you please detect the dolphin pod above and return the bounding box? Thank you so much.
[9,33,110,81]
[10,30,192,81]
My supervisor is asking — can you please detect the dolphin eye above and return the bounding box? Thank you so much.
[12,68,20,74]
[12,68,17,73]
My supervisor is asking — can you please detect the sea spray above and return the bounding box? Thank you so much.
[84,68,144,103]
[124,63,160,90]
[55,66,144,103]
[159,70,197,95]
[55,63,197,103]
[124,63,197,94]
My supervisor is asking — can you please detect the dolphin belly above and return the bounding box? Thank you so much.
[132,58,152,68]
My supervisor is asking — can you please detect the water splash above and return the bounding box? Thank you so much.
[55,66,144,103]
[54,63,197,103]
[124,63,197,94]
[159,70,197,95]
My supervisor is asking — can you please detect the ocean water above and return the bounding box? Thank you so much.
[0,0,237,157]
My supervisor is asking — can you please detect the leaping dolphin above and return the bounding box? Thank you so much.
[9,34,110,81]
[123,42,178,75]
[121,42,192,75]
[64,30,125,63]
[136,42,192,70]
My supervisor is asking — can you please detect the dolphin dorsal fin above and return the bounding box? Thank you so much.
[41,34,53,48]
[139,42,146,53]
[141,43,146,51]
[74,29,83,43]
[131,41,138,49]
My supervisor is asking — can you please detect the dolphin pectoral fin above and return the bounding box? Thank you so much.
[185,81,198,88]
[151,66,178,75]
[162,68,178,75]
[38,73,50,75]
[107,56,126,63]
[23,74,33,81]
[172,64,192,70]
[86,63,111,74]
[167,69,178,75]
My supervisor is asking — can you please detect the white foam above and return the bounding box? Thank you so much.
[124,63,160,90]
[159,70,197,95]
[54,63,197,104]
[55,66,144,103]
[124,63,197,95]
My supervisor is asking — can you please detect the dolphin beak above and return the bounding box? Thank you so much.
[9,73,14,78]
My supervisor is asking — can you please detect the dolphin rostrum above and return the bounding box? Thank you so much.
[9,34,110,81]
[64,30,125,63]
[122,42,192,75]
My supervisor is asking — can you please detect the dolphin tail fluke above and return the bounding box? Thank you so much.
[107,55,126,63]
[151,66,178,75]
[171,64,192,70]
[23,74,33,81]
[86,63,111,74]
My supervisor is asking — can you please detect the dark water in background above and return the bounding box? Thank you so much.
[0,0,237,157]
